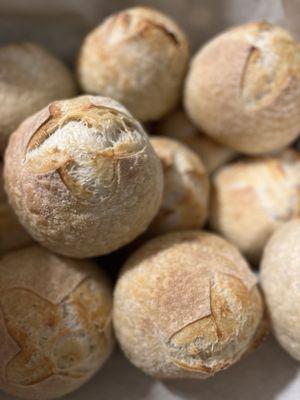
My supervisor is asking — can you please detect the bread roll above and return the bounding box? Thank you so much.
[261,219,300,361]
[148,136,209,235]
[210,149,300,263]
[0,245,114,399]
[114,231,266,379]
[4,95,163,258]
[77,7,189,122]
[184,23,300,154]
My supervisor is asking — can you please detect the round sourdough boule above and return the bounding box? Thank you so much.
[148,137,209,235]
[4,95,163,258]
[0,245,114,400]
[210,149,300,264]
[0,164,32,254]
[184,22,300,154]
[155,109,236,173]
[77,6,189,122]
[0,42,77,153]
[113,230,266,379]
[261,219,300,361]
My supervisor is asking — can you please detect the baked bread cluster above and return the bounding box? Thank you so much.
[1,5,300,399]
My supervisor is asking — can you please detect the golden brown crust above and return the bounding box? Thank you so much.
[184,23,300,154]
[210,149,300,264]
[4,95,163,258]
[155,109,236,173]
[113,230,266,379]
[0,42,77,153]
[0,245,114,399]
[77,6,189,121]
[147,137,209,235]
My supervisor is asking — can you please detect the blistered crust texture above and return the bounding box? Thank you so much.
[210,149,300,264]
[77,6,189,121]
[0,43,77,153]
[184,22,300,154]
[261,219,300,361]
[0,245,114,400]
[148,137,209,235]
[156,109,236,173]
[113,231,265,379]
[4,95,163,258]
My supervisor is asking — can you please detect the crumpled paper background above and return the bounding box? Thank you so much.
[0,1,299,399]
